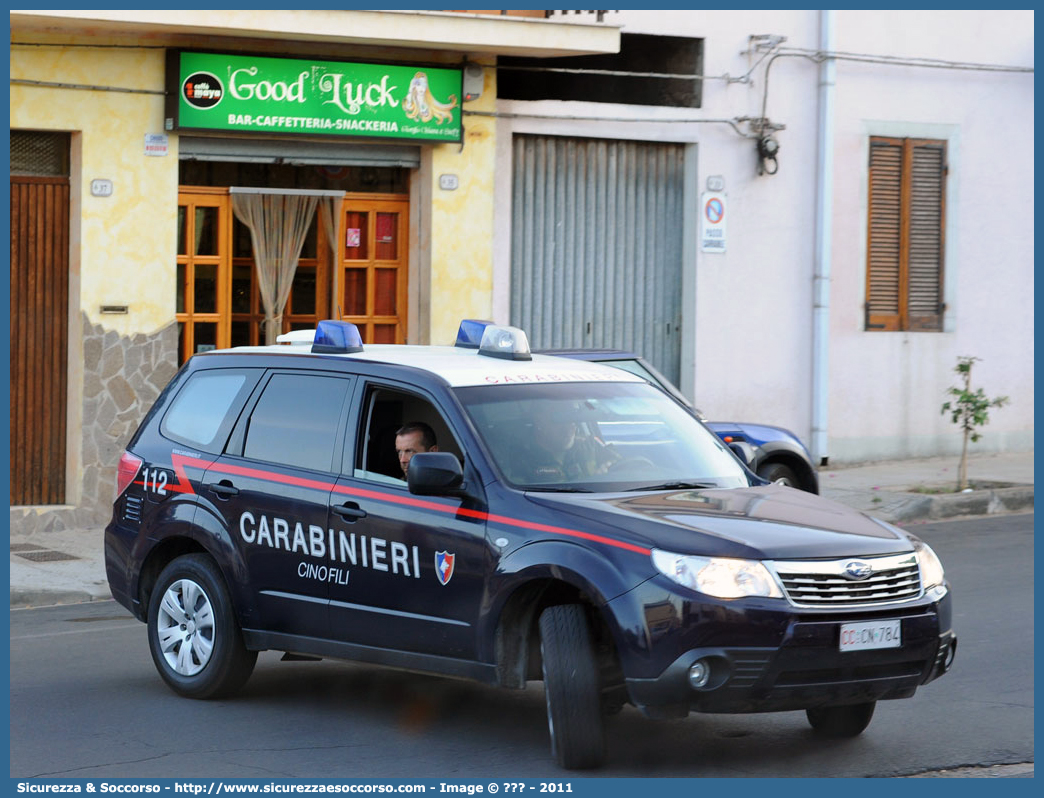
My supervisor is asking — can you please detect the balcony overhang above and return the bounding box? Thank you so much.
[9,9,621,59]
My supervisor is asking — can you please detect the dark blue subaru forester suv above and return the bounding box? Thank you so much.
[105,320,955,769]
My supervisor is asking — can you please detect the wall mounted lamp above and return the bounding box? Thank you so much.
[757,136,780,176]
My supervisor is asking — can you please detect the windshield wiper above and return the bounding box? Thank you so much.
[524,486,593,493]
[627,481,718,492]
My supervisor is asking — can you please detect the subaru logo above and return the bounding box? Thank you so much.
[843,560,873,580]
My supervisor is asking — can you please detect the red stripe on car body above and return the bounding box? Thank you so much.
[165,452,651,556]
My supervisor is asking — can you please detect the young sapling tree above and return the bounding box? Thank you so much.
[940,356,1009,491]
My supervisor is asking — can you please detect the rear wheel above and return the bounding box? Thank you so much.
[539,604,606,769]
[147,554,257,699]
[806,701,876,737]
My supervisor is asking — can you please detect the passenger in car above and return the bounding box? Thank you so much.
[395,421,439,477]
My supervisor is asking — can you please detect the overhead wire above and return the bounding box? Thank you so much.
[11,35,1034,141]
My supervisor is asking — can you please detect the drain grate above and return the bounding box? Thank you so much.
[15,550,81,562]
[10,543,47,552]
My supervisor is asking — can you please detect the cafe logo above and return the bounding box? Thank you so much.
[182,71,224,109]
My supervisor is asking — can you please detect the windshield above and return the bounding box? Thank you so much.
[455,381,750,492]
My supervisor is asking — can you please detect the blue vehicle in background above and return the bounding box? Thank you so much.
[542,349,820,494]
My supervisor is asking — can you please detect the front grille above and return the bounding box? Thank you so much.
[769,553,922,608]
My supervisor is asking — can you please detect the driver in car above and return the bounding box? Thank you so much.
[517,412,621,483]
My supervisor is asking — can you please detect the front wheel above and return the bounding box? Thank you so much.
[147,553,257,699]
[758,462,800,488]
[806,701,876,737]
[539,604,606,769]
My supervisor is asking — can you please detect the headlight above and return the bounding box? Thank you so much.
[651,549,783,599]
[911,537,945,589]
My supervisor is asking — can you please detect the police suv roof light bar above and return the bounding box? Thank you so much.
[311,320,364,354]
[455,319,532,360]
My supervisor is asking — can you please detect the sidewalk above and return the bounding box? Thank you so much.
[8,450,1034,609]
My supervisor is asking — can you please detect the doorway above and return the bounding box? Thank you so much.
[10,131,70,505]
[509,134,685,384]
[176,181,409,363]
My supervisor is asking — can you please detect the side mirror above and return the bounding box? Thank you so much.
[407,452,465,496]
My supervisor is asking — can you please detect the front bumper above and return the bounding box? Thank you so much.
[613,580,956,719]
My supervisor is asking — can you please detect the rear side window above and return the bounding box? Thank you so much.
[161,369,259,453]
[243,373,352,472]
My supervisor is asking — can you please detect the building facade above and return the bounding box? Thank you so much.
[9,10,1034,536]
[491,9,1034,465]
[9,9,618,533]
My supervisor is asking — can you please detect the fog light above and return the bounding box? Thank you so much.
[943,639,957,671]
[688,659,711,689]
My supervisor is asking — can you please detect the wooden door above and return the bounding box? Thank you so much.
[10,176,69,505]
[339,195,409,344]
[176,189,231,362]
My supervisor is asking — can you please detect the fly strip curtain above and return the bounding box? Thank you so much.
[230,188,341,344]
[510,135,685,384]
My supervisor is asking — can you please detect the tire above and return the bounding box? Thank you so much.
[758,462,800,488]
[539,604,606,770]
[806,701,876,738]
[147,553,257,699]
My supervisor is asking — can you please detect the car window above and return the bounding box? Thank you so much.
[604,358,659,384]
[242,373,352,472]
[456,381,747,492]
[160,368,261,453]
[353,385,463,483]
[597,357,694,409]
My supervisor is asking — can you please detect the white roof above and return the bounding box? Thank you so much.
[224,343,645,389]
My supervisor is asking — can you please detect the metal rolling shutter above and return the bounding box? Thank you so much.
[510,134,685,384]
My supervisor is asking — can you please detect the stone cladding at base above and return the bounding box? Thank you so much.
[9,314,178,536]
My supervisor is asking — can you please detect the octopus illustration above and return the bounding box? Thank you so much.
[402,71,459,125]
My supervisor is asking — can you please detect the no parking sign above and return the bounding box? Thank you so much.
[700,191,727,253]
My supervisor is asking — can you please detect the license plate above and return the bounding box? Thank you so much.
[839,619,901,652]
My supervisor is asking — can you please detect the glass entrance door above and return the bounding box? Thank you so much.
[229,210,329,349]
[176,190,230,361]
[176,188,410,364]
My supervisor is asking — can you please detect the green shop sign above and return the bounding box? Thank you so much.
[166,51,463,143]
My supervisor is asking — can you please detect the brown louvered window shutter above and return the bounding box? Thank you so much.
[866,139,903,330]
[906,141,945,330]
[865,137,946,332]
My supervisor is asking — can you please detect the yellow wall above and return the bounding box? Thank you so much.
[10,43,177,337]
[427,63,497,346]
[10,42,499,346]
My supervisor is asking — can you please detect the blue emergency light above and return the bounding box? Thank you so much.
[311,320,364,354]
[454,319,495,349]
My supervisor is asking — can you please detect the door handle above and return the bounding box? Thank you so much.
[332,502,367,521]
[208,480,239,499]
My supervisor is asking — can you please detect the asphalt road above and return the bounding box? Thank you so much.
[9,513,1033,779]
